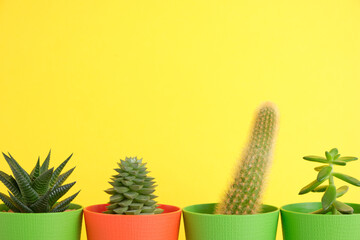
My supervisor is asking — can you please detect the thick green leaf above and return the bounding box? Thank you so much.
[329,148,338,156]
[8,160,39,204]
[332,160,346,166]
[51,191,79,212]
[336,186,349,198]
[0,171,21,199]
[29,157,40,180]
[325,151,332,161]
[299,179,325,195]
[334,154,340,160]
[311,207,330,214]
[317,166,332,182]
[9,192,33,213]
[0,193,20,212]
[312,185,328,192]
[303,156,328,163]
[3,153,31,184]
[338,156,358,162]
[50,154,72,188]
[333,172,360,186]
[40,150,51,174]
[334,201,353,214]
[30,191,50,212]
[322,184,336,211]
[52,167,75,189]
[314,165,327,171]
[32,168,53,195]
[49,182,76,207]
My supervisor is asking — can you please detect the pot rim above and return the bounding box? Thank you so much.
[84,203,181,217]
[0,203,83,215]
[183,203,279,216]
[281,202,360,216]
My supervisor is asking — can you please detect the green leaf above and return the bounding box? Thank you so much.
[49,182,76,207]
[311,207,330,214]
[0,193,20,212]
[314,165,327,171]
[329,148,338,156]
[317,166,332,182]
[333,201,354,214]
[32,168,53,195]
[333,172,360,186]
[50,154,72,188]
[0,171,22,199]
[338,156,358,162]
[334,154,340,160]
[40,150,51,174]
[7,159,39,204]
[312,185,328,192]
[332,160,346,166]
[303,156,328,163]
[336,186,349,198]
[52,167,75,189]
[9,192,33,213]
[3,153,31,184]
[322,184,336,211]
[51,191,80,212]
[299,179,325,195]
[325,151,332,161]
[30,191,50,212]
[29,157,41,180]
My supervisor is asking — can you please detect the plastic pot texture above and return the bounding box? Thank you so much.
[84,203,181,240]
[0,203,83,240]
[281,202,360,240]
[183,203,279,240]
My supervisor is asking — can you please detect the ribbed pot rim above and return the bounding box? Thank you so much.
[281,202,360,216]
[0,203,83,216]
[84,203,181,217]
[183,203,279,216]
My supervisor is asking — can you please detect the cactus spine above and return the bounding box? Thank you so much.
[215,102,278,215]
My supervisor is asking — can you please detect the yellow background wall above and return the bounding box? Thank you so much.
[1,0,360,239]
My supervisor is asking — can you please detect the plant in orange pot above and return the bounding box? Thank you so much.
[84,157,181,240]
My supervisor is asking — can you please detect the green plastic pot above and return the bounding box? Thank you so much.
[183,203,279,240]
[281,202,360,240]
[0,203,83,240]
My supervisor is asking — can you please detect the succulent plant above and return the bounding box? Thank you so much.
[215,102,279,215]
[300,148,359,214]
[104,157,163,215]
[0,151,79,213]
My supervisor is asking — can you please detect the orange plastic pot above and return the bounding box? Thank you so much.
[84,203,181,240]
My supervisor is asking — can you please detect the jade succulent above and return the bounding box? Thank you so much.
[104,157,163,215]
[300,148,359,214]
[0,151,79,213]
[216,102,279,215]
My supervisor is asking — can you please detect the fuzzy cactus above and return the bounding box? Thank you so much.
[104,157,163,215]
[216,102,279,215]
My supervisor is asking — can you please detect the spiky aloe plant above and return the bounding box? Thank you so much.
[104,157,163,215]
[300,148,359,214]
[0,151,79,213]
[215,102,279,215]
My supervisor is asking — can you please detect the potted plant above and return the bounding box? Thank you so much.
[183,102,280,240]
[281,148,360,240]
[84,156,181,240]
[0,151,82,240]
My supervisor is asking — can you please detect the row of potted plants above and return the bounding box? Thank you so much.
[1,102,360,240]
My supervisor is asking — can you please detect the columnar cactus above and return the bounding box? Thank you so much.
[104,157,163,215]
[216,102,279,215]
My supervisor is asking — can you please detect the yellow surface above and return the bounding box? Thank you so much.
[1,0,360,239]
